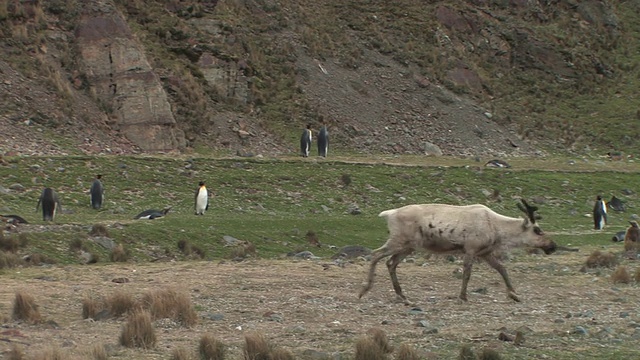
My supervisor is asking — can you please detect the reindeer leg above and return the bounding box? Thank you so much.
[386,250,412,303]
[459,254,474,301]
[484,255,520,302]
[358,245,392,299]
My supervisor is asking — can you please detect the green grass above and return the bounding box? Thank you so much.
[1,155,639,264]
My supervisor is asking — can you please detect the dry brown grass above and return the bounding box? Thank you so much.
[199,333,226,360]
[25,253,57,266]
[177,239,205,259]
[119,310,156,349]
[611,265,631,284]
[32,347,65,360]
[459,344,477,360]
[171,347,193,360]
[354,336,387,360]
[69,238,85,252]
[110,244,129,262]
[89,223,110,237]
[0,251,23,269]
[12,291,41,323]
[479,347,502,360]
[90,343,108,360]
[106,290,137,317]
[269,347,295,360]
[367,327,393,354]
[230,241,256,260]
[0,233,20,252]
[396,343,421,360]
[7,345,25,360]
[243,332,271,360]
[82,296,103,320]
[635,267,640,283]
[585,250,618,268]
[142,288,198,327]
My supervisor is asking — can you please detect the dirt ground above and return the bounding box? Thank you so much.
[0,248,639,359]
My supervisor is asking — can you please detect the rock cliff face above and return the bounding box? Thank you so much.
[75,1,185,151]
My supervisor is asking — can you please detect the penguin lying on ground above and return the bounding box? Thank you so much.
[36,187,62,221]
[0,215,29,224]
[195,181,208,215]
[90,174,104,209]
[134,206,172,220]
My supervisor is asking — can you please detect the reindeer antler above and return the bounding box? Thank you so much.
[517,199,540,223]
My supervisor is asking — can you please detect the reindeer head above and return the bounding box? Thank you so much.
[518,199,556,254]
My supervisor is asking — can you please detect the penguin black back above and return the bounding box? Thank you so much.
[593,195,607,230]
[90,174,104,209]
[36,187,61,221]
[317,125,329,157]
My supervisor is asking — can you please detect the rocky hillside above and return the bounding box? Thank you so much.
[0,0,638,157]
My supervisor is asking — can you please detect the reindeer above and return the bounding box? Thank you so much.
[358,199,556,303]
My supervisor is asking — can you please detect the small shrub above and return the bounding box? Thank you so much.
[199,334,226,360]
[69,238,85,252]
[479,347,502,360]
[106,291,136,317]
[341,173,352,187]
[171,347,192,360]
[585,250,618,268]
[244,332,271,360]
[119,310,156,349]
[82,296,103,319]
[354,336,387,360]
[459,344,477,360]
[89,224,109,237]
[142,289,197,327]
[611,265,631,284]
[0,235,20,252]
[90,343,108,360]
[306,230,320,247]
[396,343,421,360]
[110,244,130,262]
[12,291,41,323]
[367,327,393,354]
[270,347,295,360]
[7,345,25,360]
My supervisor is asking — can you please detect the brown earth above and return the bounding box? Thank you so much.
[1,246,639,359]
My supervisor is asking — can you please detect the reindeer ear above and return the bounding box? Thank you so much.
[518,199,539,224]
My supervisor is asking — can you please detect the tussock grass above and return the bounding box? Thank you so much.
[106,290,137,317]
[171,347,193,360]
[0,251,22,269]
[69,238,85,252]
[141,288,198,327]
[89,224,109,237]
[90,344,108,360]
[32,347,65,360]
[243,332,270,360]
[119,310,156,349]
[367,327,393,354]
[459,344,477,360]
[354,336,387,360]
[634,267,640,283]
[25,253,56,266]
[585,250,618,268]
[110,244,130,262]
[611,265,631,284]
[12,291,41,323]
[269,347,295,360]
[177,239,205,259]
[230,241,256,260]
[396,343,421,360]
[199,333,226,360]
[82,296,103,320]
[7,345,25,360]
[479,347,502,360]
[0,233,20,252]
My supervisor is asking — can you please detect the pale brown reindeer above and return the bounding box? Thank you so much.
[359,199,556,303]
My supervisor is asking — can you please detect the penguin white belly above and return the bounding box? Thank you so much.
[196,188,208,214]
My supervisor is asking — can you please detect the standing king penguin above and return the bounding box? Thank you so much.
[195,181,209,215]
[90,174,104,209]
[593,195,607,230]
[300,124,312,157]
[317,124,329,157]
[36,187,62,221]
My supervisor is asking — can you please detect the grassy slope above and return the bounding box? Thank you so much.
[1,155,639,265]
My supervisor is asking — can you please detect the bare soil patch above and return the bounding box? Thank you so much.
[0,248,639,359]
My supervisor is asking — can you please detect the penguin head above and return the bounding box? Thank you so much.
[198,181,205,187]
[96,174,102,180]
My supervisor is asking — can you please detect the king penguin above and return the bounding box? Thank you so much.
[195,181,208,215]
[300,124,312,157]
[90,174,104,209]
[36,187,61,221]
[593,195,607,230]
[317,124,328,157]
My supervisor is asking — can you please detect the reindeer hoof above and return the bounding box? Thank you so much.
[508,292,521,302]
[458,295,468,302]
